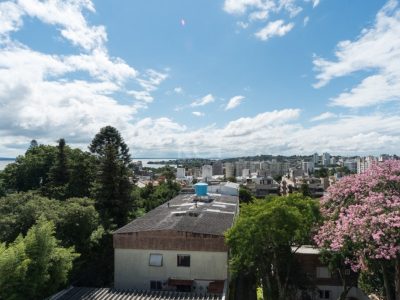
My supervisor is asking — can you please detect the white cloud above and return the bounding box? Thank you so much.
[310,112,337,122]
[0,0,169,156]
[0,1,24,37]
[303,16,309,26]
[312,0,320,8]
[174,87,184,94]
[255,19,294,41]
[223,0,317,41]
[190,94,215,107]
[237,21,249,29]
[192,111,205,117]
[225,95,246,110]
[314,0,400,108]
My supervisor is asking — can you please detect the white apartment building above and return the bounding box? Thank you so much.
[113,191,239,295]
[201,165,213,181]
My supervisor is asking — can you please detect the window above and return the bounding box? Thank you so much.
[318,290,331,299]
[149,254,163,267]
[344,269,351,276]
[316,267,331,278]
[177,254,190,267]
[150,280,162,290]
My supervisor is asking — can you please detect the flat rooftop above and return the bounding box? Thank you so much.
[114,193,239,236]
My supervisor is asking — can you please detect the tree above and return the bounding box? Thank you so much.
[0,218,78,300]
[300,183,312,197]
[239,187,253,203]
[226,194,320,300]
[314,167,328,178]
[29,139,38,150]
[46,139,70,199]
[89,126,131,165]
[89,126,134,230]
[315,160,400,300]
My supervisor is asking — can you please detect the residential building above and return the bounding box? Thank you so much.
[244,176,280,197]
[201,165,213,181]
[212,161,223,176]
[357,156,376,174]
[113,185,239,295]
[295,246,369,300]
[302,161,314,174]
[176,167,186,179]
[224,162,235,178]
[312,153,319,165]
[343,159,357,173]
[322,153,331,166]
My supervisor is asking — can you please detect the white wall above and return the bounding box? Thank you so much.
[114,249,228,290]
[316,285,370,300]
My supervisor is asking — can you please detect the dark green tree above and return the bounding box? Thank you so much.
[300,183,312,197]
[89,126,131,165]
[89,127,133,229]
[46,139,70,199]
[239,187,253,203]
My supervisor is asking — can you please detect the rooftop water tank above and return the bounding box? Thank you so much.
[194,182,208,196]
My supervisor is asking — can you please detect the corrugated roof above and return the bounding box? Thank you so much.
[51,287,223,300]
[114,194,238,236]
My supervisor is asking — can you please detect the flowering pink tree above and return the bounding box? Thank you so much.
[315,160,400,300]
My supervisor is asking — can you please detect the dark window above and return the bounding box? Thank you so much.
[318,290,330,299]
[150,280,162,290]
[177,255,190,267]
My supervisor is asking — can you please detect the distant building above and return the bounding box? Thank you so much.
[224,162,235,178]
[244,176,280,198]
[113,186,239,295]
[312,153,319,165]
[357,156,376,174]
[176,167,186,179]
[302,161,314,174]
[343,159,357,173]
[322,153,331,166]
[202,165,213,181]
[212,161,223,176]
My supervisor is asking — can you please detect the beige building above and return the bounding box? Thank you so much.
[113,192,239,295]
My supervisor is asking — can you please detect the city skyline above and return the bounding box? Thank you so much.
[0,0,399,158]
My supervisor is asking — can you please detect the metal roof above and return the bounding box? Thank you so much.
[114,194,238,236]
[51,287,223,300]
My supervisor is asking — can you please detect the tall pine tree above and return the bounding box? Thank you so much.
[89,126,133,228]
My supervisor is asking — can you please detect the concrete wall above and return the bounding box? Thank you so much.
[114,248,228,290]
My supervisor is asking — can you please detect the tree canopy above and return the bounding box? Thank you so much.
[0,218,78,300]
[226,194,320,300]
[315,160,400,300]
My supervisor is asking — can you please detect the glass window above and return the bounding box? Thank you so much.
[150,280,162,290]
[177,254,190,267]
[149,253,163,267]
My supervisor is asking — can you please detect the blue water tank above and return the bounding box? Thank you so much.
[194,182,208,196]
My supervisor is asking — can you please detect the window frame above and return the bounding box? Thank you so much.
[150,280,162,290]
[177,254,191,267]
[149,253,163,267]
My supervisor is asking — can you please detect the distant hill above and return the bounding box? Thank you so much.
[0,157,15,161]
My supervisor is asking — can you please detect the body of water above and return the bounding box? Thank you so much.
[0,158,176,171]
[0,160,15,170]
[132,158,177,169]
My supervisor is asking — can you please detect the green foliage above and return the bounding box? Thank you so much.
[300,183,312,197]
[0,218,78,300]
[239,187,253,203]
[0,143,96,200]
[226,194,320,300]
[89,125,131,165]
[314,167,328,178]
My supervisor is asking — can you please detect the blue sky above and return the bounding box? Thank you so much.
[0,0,399,158]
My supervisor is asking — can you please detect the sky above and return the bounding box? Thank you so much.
[0,0,399,158]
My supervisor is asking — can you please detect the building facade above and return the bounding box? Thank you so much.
[113,190,239,295]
